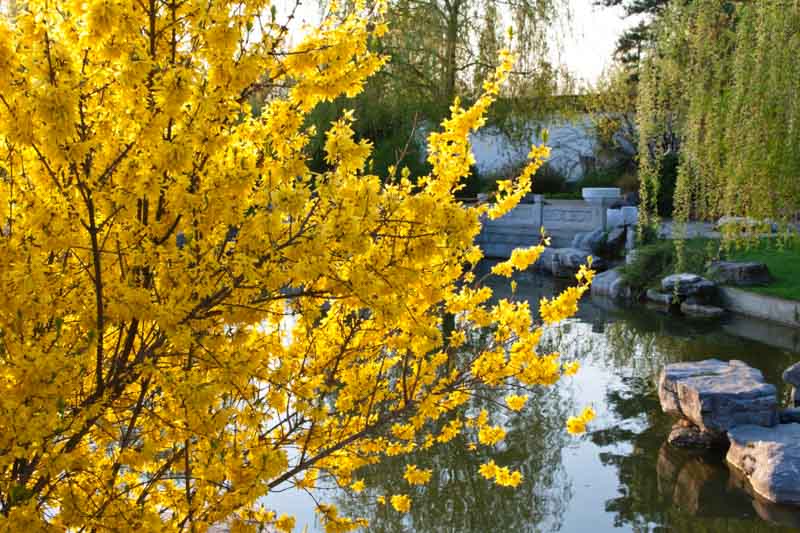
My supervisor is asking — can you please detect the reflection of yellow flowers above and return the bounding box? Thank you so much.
[563,361,580,376]
[391,494,411,513]
[478,460,523,487]
[566,406,596,435]
[403,464,432,485]
[477,424,506,446]
[377,495,386,505]
[505,394,528,411]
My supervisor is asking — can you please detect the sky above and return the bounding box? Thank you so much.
[283,0,639,85]
[562,0,639,84]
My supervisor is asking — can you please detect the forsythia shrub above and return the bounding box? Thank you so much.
[0,0,592,530]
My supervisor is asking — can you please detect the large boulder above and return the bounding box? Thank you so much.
[646,288,674,306]
[658,359,778,436]
[534,248,607,278]
[605,226,627,253]
[551,248,607,277]
[708,261,771,286]
[783,362,800,388]
[590,268,632,301]
[661,273,716,299]
[667,421,723,448]
[727,424,800,505]
[784,363,800,407]
[571,229,606,254]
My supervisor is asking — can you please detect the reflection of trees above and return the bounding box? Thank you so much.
[325,271,800,532]
[598,431,800,532]
[335,387,574,533]
[585,316,800,532]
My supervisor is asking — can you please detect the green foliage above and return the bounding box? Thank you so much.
[728,241,800,301]
[637,0,800,243]
[530,162,569,195]
[593,0,672,79]
[623,235,800,301]
[621,239,716,292]
[655,152,678,218]
[305,97,432,181]
[579,164,628,190]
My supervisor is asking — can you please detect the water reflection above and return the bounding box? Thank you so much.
[266,267,800,531]
[334,386,574,532]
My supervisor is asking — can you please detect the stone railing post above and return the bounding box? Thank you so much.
[582,188,622,231]
[533,194,544,234]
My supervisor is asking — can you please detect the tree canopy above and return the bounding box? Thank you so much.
[636,0,800,241]
[0,0,592,530]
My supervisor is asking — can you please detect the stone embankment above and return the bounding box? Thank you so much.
[658,358,800,506]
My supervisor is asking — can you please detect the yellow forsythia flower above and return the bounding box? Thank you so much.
[391,494,412,513]
[567,406,596,435]
[505,394,528,411]
[275,515,296,533]
[403,464,432,485]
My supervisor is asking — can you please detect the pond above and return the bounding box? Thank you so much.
[265,264,800,532]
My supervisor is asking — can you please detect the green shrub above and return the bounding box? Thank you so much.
[620,240,676,291]
[657,152,679,218]
[621,238,719,293]
[530,162,569,194]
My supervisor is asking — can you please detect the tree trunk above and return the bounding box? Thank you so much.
[444,0,460,104]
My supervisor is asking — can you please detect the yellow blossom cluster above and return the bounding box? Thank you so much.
[566,407,597,435]
[490,242,548,277]
[539,258,594,324]
[403,464,433,485]
[505,394,529,411]
[478,460,523,487]
[390,494,412,513]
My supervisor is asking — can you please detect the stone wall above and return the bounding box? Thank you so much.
[476,196,606,257]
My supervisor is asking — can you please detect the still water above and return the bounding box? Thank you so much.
[267,265,800,532]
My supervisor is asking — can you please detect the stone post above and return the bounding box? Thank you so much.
[582,187,622,231]
[532,194,544,234]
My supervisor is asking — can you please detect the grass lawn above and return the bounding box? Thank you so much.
[622,236,800,301]
[727,241,800,301]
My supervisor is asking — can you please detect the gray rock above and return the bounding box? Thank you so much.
[667,422,722,448]
[661,273,717,299]
[680,301,725,319]
[605,226,627,255]
[783,362,800,388]
[779,408,800,424]
[658,359,778,436]
[715,216,778,233]
[536,247,607,278]
[708,261,771,286]
[646,288,674,306]
[534,247,556,272]
[727,423,800,505]
[590,268,632,301]
[625,248,639,265]
[570,229,606,254]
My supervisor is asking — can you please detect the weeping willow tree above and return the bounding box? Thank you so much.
[305,0,575,182]
[637,0,800,247]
